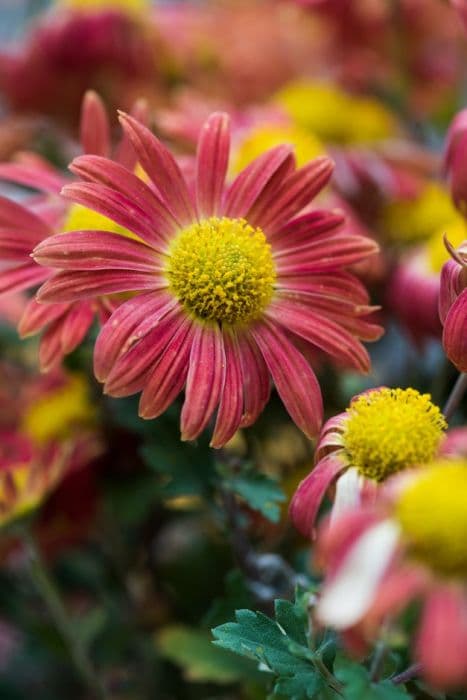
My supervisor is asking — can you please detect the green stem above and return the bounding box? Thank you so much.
[22,528,110,700]
[369,641,388,682]
[443,372,467,422]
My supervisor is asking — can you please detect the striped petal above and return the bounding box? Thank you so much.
[139,317,193,419]
[58,302,95,354]
[80,91,111,157]
[251,319,323,438]
[274,234,379,274]
[18,297,70,337]
[33,230,160,272]
[224,144,294,219]
[196,112,230,218]
[114,98,149,170]
[289,454,345,537]
[271,210,345,246]
[0,162,66,194]
[442,288,467,372]
[267,299,371,373]
[0,263,49,296]
[211,330,244,448]
[277,271,371,305]
[118,112,196,225]
[69,155,178,244]
[181,323,225,441]
[237,331,271,428]
[36,269,162,303]
[0,195,52,239]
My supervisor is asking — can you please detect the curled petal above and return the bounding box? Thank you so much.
[251,319,323,438]
[181,323,225,441]
[442,289,467,372]
[439,258,465,323]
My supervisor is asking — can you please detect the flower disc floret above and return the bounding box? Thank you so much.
[396,460,467,577]
[166,216,276,325]
[342,388,447,481]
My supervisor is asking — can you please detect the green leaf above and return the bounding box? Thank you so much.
[223,469,286,522]
[335,657,412,700]
[212,592,335,699]
[157,625,261,684]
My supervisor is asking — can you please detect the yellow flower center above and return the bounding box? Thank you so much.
[396,461,467,577]
[342,388,447,481]
[166,217,276,325]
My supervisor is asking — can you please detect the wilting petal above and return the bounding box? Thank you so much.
[61,181,169,249]
[19,297,69,337]
[267,299,371,372]
[224,144,294,219]
[139,318,193,419]
[181,323,225,441]
[251,157,334,235]
[317,519,400,629]
[237,331,271,428]
[196,112,230,218]
[0,263,49,296]
[442,289,467,371]
[290,454,345,537]
[94,292,171,382]
[251,319,323,438]
[416,586,467,689]
[118,112,196,225]
[211,330,244,448]
[36,269,163,303]
[80,91,111,157]
[33,230,160,272]
[69,155,178,244]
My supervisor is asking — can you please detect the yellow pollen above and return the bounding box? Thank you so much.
[396,460,467,577]
[166,217,276,325]
[342,388,447,481]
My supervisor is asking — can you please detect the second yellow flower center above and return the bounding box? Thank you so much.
[396,461,467,577]
[342,388,446,481]
[166,217,276,325]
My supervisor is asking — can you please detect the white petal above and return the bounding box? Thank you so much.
[330,468,362,525]
[317,519,400,629]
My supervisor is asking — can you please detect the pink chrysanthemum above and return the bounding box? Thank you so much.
[0,91,145,370]
[316,460,467,690]
[439,239,467,372]
[290,387,447,537]
[33,112,381,446]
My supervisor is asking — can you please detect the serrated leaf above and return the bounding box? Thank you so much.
[157,625,261,684]
[223,471,286,522]
[274,599,308,647]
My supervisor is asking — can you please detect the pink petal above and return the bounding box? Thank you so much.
[0,231,38,261]
[439,258,465,323]
[196,112,230,218]
[61,181,169,249]
[18,297,70,337]
[442,289,467,372]
[271,209,345,246]
[237,330,271,428]
[251,319,323,438]
[0,163,66,194]
[80,91,111,157]
[289,454,345,537]
[267,299,371,373]
[181,323,225,441]
[58,302,95,354]
[139,317,193,419]
[104,300,182,396]
[94,292,172,382]
[274,234,379,274]
[416,586,467,689]
[33,230,160,272]
[367,566,427,624]
[0,263,49,296]
[114,98,149,170]
[224,144,294,219]
[211,330,244,448]
[0,195,51,239]
[36,269,163,303]
[250,157,334,235]
[69,155,178,245]
[39,321,64,372]
[277,271,371,305]
[118,112,196,225]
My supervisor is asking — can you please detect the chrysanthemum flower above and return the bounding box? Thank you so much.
[0,91,144,370]
[439,238,467,372]
[316,459,467,690]
[290,387,446,536]
[32,112,381,446]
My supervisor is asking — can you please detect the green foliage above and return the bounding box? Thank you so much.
[335,657,411,699]
[218,462,286,522]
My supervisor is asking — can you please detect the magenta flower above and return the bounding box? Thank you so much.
[439,239,467,372]
[0,91,145,371]
[33,112,381,446]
